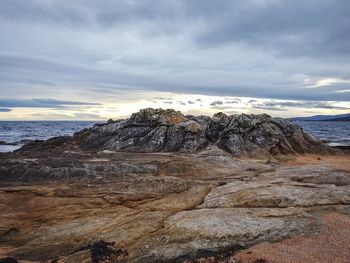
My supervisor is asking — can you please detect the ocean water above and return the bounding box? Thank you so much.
[293,121,350,147]
[0,121,97,152]
[0,120,349,153]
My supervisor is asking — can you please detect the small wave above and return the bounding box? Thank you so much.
[0,121,97,152]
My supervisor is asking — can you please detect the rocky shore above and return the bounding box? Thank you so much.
[0,109,349,262]
[18,108,336,157]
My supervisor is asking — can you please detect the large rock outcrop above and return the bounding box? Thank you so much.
[19,108,334,157]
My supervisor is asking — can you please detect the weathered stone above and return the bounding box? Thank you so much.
[199,180,350,208]
[128,108,188,126]
[15,108,336,157]
[0,151,349,262]
[0,108,348,262]
[124,208,315,262]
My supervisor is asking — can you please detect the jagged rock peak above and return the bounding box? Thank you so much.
[128,108,188,126]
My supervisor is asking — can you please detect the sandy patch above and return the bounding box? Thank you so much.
[235,212,350,263]
[285,154,350,172]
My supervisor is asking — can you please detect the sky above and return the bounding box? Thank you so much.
[0,0,350,120]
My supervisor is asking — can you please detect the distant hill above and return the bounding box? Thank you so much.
[291,113,350,122]
[324,116,350,122]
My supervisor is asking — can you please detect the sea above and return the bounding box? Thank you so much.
[0,120,349,153]
[293,121,350,147]
[0,121,97,152]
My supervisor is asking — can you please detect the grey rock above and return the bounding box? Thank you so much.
[16,108,336,157]
[125,208,314,262]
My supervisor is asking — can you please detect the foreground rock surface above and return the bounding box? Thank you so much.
[18,108,335,158]
[0,147,349,262]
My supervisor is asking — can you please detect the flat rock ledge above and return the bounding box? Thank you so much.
[18,108,336,158]
[0,149,350,262]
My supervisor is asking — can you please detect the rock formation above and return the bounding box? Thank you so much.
[19,108,335,157]
[0,149,350,262]
[0,108,348,263]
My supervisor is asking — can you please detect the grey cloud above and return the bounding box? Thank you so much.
[251,100,350,110]
[188,100,195,104]
[1,51,349,102]
[153,97,173,100]
[195,0,350,58]
[73,113,103,119]
[0,0,350,108]
[30,112,103,120]
[3,0,349,59]
[226,100,239,104]
[151,97,174,104]
[0,0,183,33]
[0,108,12,112]
[210,101,224,106]
[0,53,157,88]
[254,106,288,112]
[266,101,350,110]
[210,105,236,111]
[0,98,100,108]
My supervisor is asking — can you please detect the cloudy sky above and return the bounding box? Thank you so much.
[0,0,350,120]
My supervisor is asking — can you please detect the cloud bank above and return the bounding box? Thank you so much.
[0,98,100,108]
[0,0,349,119]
